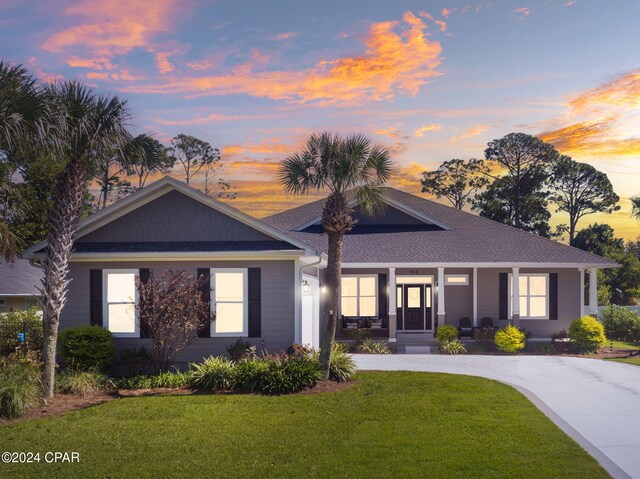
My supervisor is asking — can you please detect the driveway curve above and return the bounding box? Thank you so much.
[354,354,640,479]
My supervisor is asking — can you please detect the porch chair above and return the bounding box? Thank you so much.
[343,316,359,329]
[480,317,498,332]
[369,317,383,330]
[458,317,474,339]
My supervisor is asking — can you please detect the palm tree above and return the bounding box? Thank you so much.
[38,81,133,397]
[632,195,640,222]
[279,133,392,377]
[0,61,38,261]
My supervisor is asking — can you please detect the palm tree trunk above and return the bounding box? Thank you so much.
[318,230,343,378]
[41,156,88,398]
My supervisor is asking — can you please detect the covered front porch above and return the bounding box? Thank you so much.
[336,264,600,342]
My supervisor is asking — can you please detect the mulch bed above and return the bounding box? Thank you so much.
[1,380,355,425]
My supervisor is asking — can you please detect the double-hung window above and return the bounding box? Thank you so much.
[341,275,377,317]
[509,273,549,320]
[104,270,138,337]
[211,268,248,336]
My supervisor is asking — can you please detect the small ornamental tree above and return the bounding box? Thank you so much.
[136,269,211,373]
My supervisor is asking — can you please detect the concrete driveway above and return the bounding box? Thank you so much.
[354,354,640,479]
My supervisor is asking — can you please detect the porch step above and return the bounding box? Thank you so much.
[397,331,434,342]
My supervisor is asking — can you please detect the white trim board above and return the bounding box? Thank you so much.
[22,176,319,258]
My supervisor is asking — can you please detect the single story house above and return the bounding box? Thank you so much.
[23,177,615,364]
[0,258,42,313]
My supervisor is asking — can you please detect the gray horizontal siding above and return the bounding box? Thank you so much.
[78,190,274,243]
[62,260,295,367]
[477,268,581,337]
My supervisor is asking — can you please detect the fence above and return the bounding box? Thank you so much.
[0,312,43,356]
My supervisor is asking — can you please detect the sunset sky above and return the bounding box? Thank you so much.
[1,0,639,239]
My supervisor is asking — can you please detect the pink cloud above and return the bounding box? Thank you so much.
[121,11,443,106]
[271,32,298,41]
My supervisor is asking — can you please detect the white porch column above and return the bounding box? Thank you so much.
[472,267,478,327]
[512,267,520,326]
[437,267,445,327]
[579,268,585,317]
[388,267,397,342]
[589,268,598,315]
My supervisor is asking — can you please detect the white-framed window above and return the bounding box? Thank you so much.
[341,275,377,317]
[103,269,138,338]
[509,273,549,320]
[445,274,469,286]
[210,268,248,337]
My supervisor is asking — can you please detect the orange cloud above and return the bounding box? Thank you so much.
[66,57,116,70]
[120,11,443,106]
[155,112,282,126]
[434,20,447,32]
[43,0,179,57]
[414,123,443,137]
[223,139,294,156]
[539,69,640,157]
[271,32,298,41]
[512,7,531,18]
[86,69,146,81]
[155,52,175,74]
[450,125,489,142]
[373,124,409,140]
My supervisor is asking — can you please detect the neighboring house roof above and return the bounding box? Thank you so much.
[0,258,42,296]
[264,187,617,267]
[22,176,319,258]
[61,241,300,253]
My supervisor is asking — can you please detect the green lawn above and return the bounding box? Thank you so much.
[0,372,608,479]
[607,357,640,366]
[608,339,640,350]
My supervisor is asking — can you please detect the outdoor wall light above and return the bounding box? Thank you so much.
[320,283,327,293]
[302,280,310,293]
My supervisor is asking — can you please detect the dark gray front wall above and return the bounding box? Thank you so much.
[63,260,295,369]
[325,267,581,338]
[78,190,274,243]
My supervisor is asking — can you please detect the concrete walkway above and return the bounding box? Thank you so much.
[354,354,640,479]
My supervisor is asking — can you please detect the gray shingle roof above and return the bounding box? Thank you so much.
[0,258,42,296]
[64,241,301,253]
[264,188,617,266]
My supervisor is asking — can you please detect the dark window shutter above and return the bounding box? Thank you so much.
[139,269,151,337]
[90,269,103,327]
[197,268,211,338]
[248,268,261,338]
[549,273,558,320]
[499,272,508,320]
[378,273,388,326]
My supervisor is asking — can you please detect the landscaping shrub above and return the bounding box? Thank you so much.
[439,339,467,355]
[258,354,322,395]
[0,354,41,419]
[355,338,391,354]
[599,305,640,342]
[226,339,257,362]
[58,326,115,373]
[569,316,606,353]
[494,325,526,353]
[234,358,269,392]
[326,343,356,382]
[0,307,43,356]
[551,329,572,353]
[55,370,113,397]
[436,325,458,343]
[524,341,553,354]
[346,327,371,345]
[189,356,236,390]
[287,343,313,356]
[473,327,496,351]
[115,371,191,390]
[310,343,356,382]
[120,346,152,376]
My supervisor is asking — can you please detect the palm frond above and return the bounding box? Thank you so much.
[631,195,640,221]
[0,61,38,151]
[354,184,387,217]
[0,220,17,262]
